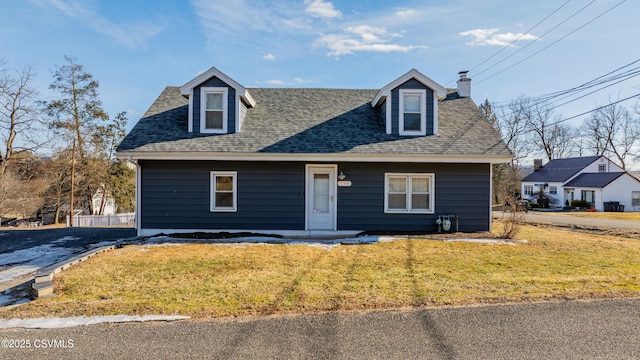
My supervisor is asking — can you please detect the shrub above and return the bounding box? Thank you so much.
[571,200,589,209]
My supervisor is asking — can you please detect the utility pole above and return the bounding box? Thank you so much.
[70,138,76,227]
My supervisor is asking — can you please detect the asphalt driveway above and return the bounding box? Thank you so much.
[0,227,135,305]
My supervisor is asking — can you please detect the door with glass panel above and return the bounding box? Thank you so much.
[306,165,336,230]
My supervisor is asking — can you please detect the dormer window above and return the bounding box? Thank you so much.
[399,89,426,135]
[200,87,228,133]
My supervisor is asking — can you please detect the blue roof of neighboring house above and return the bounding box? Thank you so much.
[521,156,601,182]
[564,172,625,188]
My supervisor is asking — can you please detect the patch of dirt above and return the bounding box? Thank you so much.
[523,221,640,240]
[359,230,501,240]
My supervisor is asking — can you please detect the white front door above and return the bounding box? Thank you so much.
[306,165,337,230]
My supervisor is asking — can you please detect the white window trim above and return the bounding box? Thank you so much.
[200,87,228,134]
[632,191,640,206]
[399,89,427,136]
[384,173,435,214]
[210,171,237,212]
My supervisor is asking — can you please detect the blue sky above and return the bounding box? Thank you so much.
[1,0,639,134]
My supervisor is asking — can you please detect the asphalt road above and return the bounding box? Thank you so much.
[1,298,638,359]
[494,211,640,230]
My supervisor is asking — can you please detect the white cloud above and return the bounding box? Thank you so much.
[304,0,342,19]
[395,8,418,18]
[460,28,537,47]
[314,25,427,57]
[191,0,278,33]
[257,78,314,86]
[33,0,162,48]
[263,53,277,61]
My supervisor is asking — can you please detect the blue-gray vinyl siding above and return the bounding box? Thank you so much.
[192,76,236,133]
[390,78,435,135]
[336,162,489,231]
[139,160,490,232]
[140,160,304,230]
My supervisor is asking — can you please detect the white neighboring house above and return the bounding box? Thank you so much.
[521,156,640,211]
[92,189,116,215]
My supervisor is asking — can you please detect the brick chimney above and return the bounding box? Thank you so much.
[534,159,543,170]
[456,71,471,97]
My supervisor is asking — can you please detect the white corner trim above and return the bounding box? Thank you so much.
[386,97,392,134]
[489,163,493,231]
[235,95,241,133]
[135,162,141,233]
[433,94,439,135]
[187,95,193,133]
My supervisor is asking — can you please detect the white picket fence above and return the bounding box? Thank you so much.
[70,213,135,227]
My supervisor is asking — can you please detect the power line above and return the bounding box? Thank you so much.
[473,0,596,82]
[469,0,572,73]
[475,0,627,85]
[545,70,640,111]
[445,0,574,86]
[492,57,640,107]
[547,92,640,127]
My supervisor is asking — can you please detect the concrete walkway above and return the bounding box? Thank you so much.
[494,211,640,230]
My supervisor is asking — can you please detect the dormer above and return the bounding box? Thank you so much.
[371,69,447,136]
[180,67,256,134]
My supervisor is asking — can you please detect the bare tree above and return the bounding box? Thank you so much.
[42,149,72,224]
[495,95,532,165]
[507,96,577,161]
[480,99,522,205]
[0,62,44,175]
[581,99,640,170]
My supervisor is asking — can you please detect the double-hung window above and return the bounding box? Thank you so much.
[524,185,533,196]
[385,173,434,213]
[632,191,640,206]
[200,87,228,133]
[399,89,426,135]
[210,171,237,212]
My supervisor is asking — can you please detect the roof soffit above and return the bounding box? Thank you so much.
[179,66,256,107]
[371,68,447,107]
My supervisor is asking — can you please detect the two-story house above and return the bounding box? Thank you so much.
[521,156,640,211]
[116,67,512,236]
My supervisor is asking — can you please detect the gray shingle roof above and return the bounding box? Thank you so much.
[116,86,512,159]
[564,172,625,188]
[521,156,601,183]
